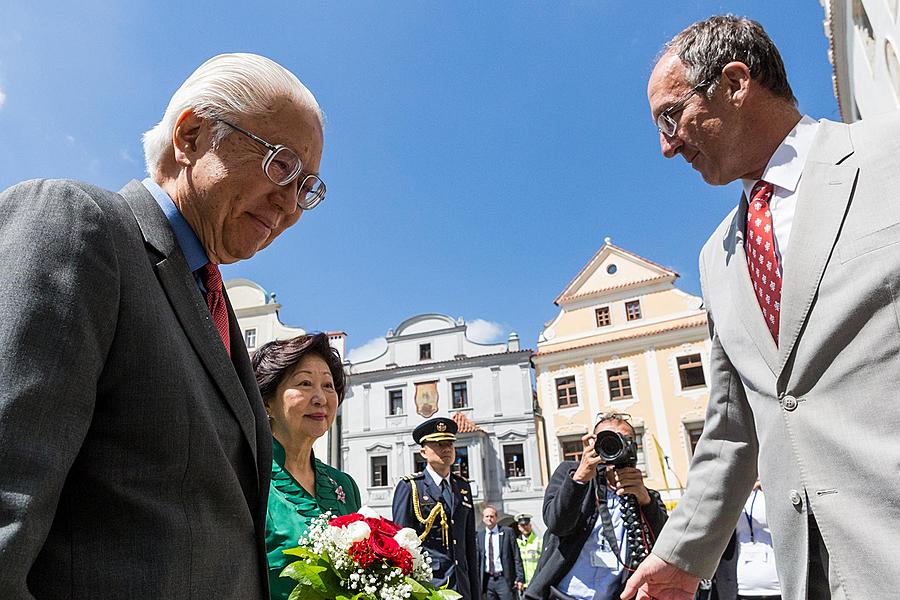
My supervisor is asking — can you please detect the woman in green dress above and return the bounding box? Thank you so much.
[252,333,362,600]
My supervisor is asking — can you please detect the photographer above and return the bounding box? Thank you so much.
[525,413,668,600]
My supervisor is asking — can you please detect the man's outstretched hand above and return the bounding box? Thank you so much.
[620,554,700,600]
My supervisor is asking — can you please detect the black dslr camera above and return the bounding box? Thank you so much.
[594,430,638,468]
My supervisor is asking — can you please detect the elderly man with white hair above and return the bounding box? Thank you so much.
[0,53,326,599]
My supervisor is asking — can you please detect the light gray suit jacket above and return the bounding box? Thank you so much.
[652,113,900,600]
[0,179,271,599]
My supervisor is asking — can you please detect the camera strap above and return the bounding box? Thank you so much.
[594,478,621,558]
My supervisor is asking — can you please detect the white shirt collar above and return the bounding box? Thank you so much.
[742,115,819,198]
[424,464,449,488]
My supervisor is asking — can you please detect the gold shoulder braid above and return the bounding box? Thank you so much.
[408,479,449,549]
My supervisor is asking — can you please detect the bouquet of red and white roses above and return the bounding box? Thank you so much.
[280,506,461,600]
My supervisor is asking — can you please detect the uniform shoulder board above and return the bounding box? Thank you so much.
[402,472,424,481]
[450,473,471,484]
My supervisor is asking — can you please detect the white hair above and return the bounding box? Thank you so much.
[142,52,323,177]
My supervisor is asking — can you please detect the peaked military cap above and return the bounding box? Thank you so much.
[413,417,457,444]
[515,513,532,524]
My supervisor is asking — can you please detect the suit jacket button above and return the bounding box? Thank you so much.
[451,519,455,524]
[789,490,802,506]
[782,395,798,411]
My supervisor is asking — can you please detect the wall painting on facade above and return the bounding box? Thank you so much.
[415,381,439,418]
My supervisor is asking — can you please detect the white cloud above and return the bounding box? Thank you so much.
[65,134,75,145]
[0,86,6,109]
[466,319,506,343]
[347,337,388,364]
[120,149,136,163]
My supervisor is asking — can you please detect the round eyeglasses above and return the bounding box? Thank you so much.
[216,118,326,210]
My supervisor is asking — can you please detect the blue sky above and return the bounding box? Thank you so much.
[0,1,838,361]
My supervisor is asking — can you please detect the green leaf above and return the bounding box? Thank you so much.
[287,585,328,600]
[434,589,463,600]
[280,561,329,591]
[283,546,317,560]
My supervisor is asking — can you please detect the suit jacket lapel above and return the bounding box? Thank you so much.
[727,195,780,374]
[118,180,259,465]
[776,121,857,377]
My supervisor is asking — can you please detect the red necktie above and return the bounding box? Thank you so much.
[200,263,231,356]
[745,181,781,344]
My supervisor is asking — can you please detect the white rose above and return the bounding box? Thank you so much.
[344,520,372,543]
[393,527,421,552]
[357,505,381,519]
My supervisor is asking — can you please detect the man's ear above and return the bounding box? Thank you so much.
[720,61,752,107]
[172,108,207,167]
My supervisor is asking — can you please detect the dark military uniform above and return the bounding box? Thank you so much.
[391,418,480,600]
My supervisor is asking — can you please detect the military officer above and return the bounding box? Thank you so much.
[513,513,542,590]
[392,417,480,600]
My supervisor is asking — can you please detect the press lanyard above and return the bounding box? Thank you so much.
[744,489,759,543]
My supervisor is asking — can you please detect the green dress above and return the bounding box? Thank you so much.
[266,438,362,600]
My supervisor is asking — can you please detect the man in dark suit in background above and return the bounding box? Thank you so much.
[0,53,327,599]
[476,505,525,600]
[392,418,480,600]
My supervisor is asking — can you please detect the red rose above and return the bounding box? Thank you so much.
[367,529,401,559]
[390,547,414,575]
[364,516,401,535]
[329,513,365,527]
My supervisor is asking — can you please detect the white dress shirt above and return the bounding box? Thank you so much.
[741,115,820,270]
[483,526,504,574]
[424,464,450,490]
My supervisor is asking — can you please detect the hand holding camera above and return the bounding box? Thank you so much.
[572,429,651,506]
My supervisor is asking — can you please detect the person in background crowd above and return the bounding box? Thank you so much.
[253,333,361,600]
[477,505,525,599]
[392,418,480,599]
[696,480,781,600]
[0,52,325,599]
[627,14,900,600]
[514,513,542,591]
[526,414,668,600]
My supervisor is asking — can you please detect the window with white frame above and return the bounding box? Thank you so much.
[503,444,526,478]
[451,381,469,409]
[685,422,704,458]
[677,354,706,389]
[244,328,257,349]
[561,438,584,462]
[556,376,578,408]
[388,389,404,416]
[371,455,389,487]
[607,366,633,400]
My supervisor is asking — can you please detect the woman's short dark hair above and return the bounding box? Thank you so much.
[251,332,346,403]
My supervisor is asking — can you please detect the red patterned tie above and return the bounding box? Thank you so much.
[745,181,781,344]
[200,263,231,356]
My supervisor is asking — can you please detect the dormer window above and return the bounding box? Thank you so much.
[419,343,432,360]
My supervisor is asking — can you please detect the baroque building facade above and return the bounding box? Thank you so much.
[343,314,545,528]
[532,241,711,503]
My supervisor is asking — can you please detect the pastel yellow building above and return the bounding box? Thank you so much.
[533,241,711,501]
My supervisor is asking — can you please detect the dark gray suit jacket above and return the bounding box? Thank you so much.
[0,179,271,599]
[475,525,524,593]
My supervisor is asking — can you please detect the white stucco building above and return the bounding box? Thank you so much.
[225,278,346,464]
[342,314,545,528]
[822,0,900,121]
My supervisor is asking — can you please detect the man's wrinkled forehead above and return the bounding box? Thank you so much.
[648,53,691,111]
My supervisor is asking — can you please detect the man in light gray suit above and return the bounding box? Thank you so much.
[0,53,327,598]
[624,15,900,600]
